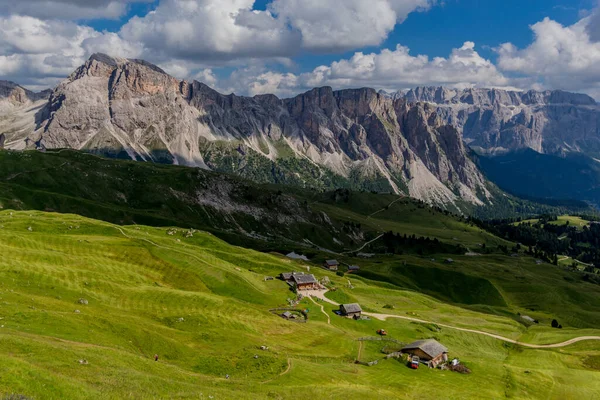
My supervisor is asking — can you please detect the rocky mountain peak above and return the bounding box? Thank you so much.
[11,55,600,210]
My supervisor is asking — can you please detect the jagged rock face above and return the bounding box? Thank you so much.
[0,54,492,209]
[400,87,600,155]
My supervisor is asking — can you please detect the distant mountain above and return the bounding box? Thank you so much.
[395,86,600,156]
[2,55,600,211]
[0,54,492,211]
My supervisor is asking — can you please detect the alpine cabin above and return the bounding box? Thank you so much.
[340,303,362,318]
[324,260,339,271]
[401,339,448,367]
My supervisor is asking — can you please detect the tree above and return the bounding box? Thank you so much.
[551,319,559,328]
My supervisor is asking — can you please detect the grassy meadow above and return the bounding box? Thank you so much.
[0,210,600,399]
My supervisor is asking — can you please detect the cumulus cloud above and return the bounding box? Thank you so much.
[497,12,600,99]
[120,0,302,62]
[224,42,513,97]
[269,0,433,52]
[0,0,151,20]
[0,16,100,87]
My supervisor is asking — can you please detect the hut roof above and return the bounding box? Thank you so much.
[280,272,304,280]
[282,311,292,318]
[341,303,362,313]
[402,339,448,359]
[348,265,360,270]
[292,274,318,285]
[325,259,339,266]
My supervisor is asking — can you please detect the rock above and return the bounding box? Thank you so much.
[78,298,88,305]
[27,227,32,232]
[78,359,89,365]
[0,55,495,209]
[401,86,600,155]
[74,309,80,314]
[177,317,184,322]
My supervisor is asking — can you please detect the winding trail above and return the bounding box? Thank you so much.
[307,290,600,349]
[364,312,600,349]
[343,233,384,255]
[116,227,600,350]
[261,358,292,384]
[308,296,330,325]
[367,197,404,219]
[3,161,68,181]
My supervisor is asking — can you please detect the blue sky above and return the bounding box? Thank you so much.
[1,0,599,98]
[82,0,596,73]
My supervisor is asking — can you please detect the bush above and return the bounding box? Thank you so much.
[336,271,344,277]
[551,319,559,328]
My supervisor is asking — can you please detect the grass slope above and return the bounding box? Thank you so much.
[0,149,514,253]
[1,211,600,399]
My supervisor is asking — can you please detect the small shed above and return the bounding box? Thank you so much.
[347,265,360,272]
[444,258,454,264]
[324,260,339,271]
[340,303,362,318]
[292,274,319,290]
[402,339,448,367]
[281,311,293,319]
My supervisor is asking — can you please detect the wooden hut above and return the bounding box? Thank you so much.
[340,303,362,318]
[401,339,448,367]
[324,260,339,271]
[292,274,319,290]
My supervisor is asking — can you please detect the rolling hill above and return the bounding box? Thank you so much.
[1,210,600,399]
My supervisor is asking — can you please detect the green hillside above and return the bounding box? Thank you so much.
[0,149,514,253]
[1,211,600,399]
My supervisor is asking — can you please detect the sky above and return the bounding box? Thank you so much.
[1,0,600,100]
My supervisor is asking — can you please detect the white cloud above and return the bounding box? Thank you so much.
[0,0,151,20]
[120,0,301,62]
[497,13,600,99]
[227,42,513,97]
[0,16,100,86]
[269,0,433,52]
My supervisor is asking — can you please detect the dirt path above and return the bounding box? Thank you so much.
[261,358,292,384]
[559,255,593,267]
[367,197,404,219]
[308,290,600,349]
[3,161,68,181]
[308,296,330,325]
[356,341,364,361]
[342,233,384,255]
[364,312,600,349]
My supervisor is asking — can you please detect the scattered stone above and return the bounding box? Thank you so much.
[254,355,259,359]
[78,359,89,365]
[177,317,185,322]
[74,310,80,314]
[78,298,88,305]
[27,226,32,232]
[260,346,269,351]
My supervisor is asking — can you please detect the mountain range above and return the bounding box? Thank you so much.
[1,53,599,211]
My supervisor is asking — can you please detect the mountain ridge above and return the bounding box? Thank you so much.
[0,54,493,211]
[1,53,600,209]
